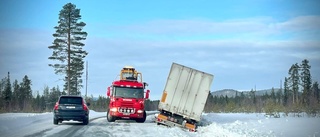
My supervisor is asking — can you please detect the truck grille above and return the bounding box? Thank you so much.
[120,102,134,107]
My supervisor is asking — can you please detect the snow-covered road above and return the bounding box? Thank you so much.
[0,111,319,137]
[0,111,105,137]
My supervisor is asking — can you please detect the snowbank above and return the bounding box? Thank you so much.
[198,113,320,137]
[0,111,319,137]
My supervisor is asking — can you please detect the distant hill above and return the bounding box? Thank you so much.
[255,88,281,96]
[211,89,239,97]
[212,88,282,97]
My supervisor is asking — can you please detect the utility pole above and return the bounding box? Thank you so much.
[85,61,88,98]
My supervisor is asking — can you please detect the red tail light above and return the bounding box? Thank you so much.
[83,103,88,111]
[54,102,59,110]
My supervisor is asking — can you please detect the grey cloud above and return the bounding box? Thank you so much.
[104,16,320,41]
[275,16,320,31]
[1,15,320,98]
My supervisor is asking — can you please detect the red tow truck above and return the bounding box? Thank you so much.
[106,66,150,123]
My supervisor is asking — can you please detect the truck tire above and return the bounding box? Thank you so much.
[136,111,146,123]
[53,118,58,125]
[107,111,116,122]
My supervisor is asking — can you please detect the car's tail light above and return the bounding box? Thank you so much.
[83,103,88,111]
[54,102,59,110]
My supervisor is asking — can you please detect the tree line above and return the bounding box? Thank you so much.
[0,72,33,112]
[0,72,65,112]
[0,72,159,113]
[204,59,320,116]
[1,59,318,114]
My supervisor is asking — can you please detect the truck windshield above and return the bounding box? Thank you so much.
[113,87,144,99]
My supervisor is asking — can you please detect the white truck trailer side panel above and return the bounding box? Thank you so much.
[159,63,214,122]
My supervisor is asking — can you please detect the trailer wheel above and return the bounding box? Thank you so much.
[107,110,116,122]
[136,111,146,123]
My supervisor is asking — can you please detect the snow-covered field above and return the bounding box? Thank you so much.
[198,113,320,137]
[0,111,319,137]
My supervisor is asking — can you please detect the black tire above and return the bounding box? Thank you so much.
[53,118,58,125]
[136,111,146,123]
[83,117,89,125]
[107,110,116,122]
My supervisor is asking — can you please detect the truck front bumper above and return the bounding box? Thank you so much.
[109,108,144,119]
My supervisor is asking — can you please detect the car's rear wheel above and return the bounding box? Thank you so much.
[107,110,116,122]
[83,117,89,125]
[53,118,58,125]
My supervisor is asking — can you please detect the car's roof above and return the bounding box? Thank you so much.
[59,95,83,98]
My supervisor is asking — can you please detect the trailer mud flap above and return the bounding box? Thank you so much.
[156,114,196,132]
[185,123,196,132]
[157,114,167,122]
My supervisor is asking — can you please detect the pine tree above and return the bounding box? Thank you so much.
[12,79,20,111]
[3,72,12,111]
[0,78,4,94]
[250,89,256,104]
[283,77,289,106]
[0,78,4,111]
[32,91,41,112]
[234,91,240,108]
[66,57,85,95]
[48,3,88,95]
[288,63,300,104]
[47,86,61,109]
[240,92,245,107]
[40,95,46,111]
[43,86,50,111]
[312,82,319,103]
[300,59,312,105]
[276,88,282,105]
[204,92,214,112]
[19,75,32,111]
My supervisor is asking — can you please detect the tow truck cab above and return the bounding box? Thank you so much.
[106,66,150,123]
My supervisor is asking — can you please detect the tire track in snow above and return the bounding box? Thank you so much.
[26,112,157,137]
[24,116,107,137]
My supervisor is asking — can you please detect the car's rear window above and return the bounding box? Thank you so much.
[59,97,82,104]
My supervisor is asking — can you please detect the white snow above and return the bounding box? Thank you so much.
[198,113,320,137]
[0,111,319,137]
[0,110,105,137]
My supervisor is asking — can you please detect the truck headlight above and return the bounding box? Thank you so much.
[137,110,143,113]
[110,107,118,112]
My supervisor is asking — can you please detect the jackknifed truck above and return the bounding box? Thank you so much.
[156,63,214,131]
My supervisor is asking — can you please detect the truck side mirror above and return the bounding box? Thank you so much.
[143,82,149,88]
[145,89,150,99]
[107,87,111,97]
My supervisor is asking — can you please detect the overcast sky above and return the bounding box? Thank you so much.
[0,0,320,100]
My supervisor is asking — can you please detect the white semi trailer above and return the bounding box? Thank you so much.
[156,63,214,131]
